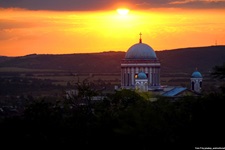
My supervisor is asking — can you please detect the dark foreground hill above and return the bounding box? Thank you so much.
[0,45,225,74]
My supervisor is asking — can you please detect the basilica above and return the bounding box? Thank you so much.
[120,33,203,96]
[121,33,161,91]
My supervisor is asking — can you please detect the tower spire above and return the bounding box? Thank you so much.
[139,32,142,43]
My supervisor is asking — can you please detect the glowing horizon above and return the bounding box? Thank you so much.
[0,8,225,56]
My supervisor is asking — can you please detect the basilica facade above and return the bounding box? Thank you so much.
[121,34,161,91]
[120,34,203,95]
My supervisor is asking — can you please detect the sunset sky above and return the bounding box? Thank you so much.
[1,0,225,56]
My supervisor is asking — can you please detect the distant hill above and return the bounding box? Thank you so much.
[156,45,225,74]
[0,46,225,74]
[0,52,124,73]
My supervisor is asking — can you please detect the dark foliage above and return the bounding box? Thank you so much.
[0,90,225,149]
[211,63,225,80]
[210,63,225,93]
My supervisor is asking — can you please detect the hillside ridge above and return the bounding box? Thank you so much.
[0,45,224,74]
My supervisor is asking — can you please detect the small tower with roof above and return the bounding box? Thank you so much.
[191,68,203,93]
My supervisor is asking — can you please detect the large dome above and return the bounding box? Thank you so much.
[125,43,157,60]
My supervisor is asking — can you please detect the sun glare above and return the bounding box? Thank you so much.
[1,8,225,56]
[117,8,129,16]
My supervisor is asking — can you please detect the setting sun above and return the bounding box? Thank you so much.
[0,7,225,56]
[117,8,130,16]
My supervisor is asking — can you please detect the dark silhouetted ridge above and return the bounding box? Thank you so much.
[0,46,224,74]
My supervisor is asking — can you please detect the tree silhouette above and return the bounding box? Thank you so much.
[211,63,225,93]
[211,63,225,79]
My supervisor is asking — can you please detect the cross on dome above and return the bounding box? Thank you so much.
[139,32,142,43]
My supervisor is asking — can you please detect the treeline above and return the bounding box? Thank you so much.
[0,89,224,149]
[0,76,61,96]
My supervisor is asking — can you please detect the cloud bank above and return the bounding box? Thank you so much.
[0,0,225,10]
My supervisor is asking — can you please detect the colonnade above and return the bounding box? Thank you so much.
[121,63,160,89]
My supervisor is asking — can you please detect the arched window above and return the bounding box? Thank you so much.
[191,81,194,90]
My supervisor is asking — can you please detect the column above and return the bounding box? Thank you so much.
[147,67,150,86]
[149,67,152,86]
[153,67,155,86]
[131,67,134,86]
[123,67,126,88]
[158,67,160,86]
